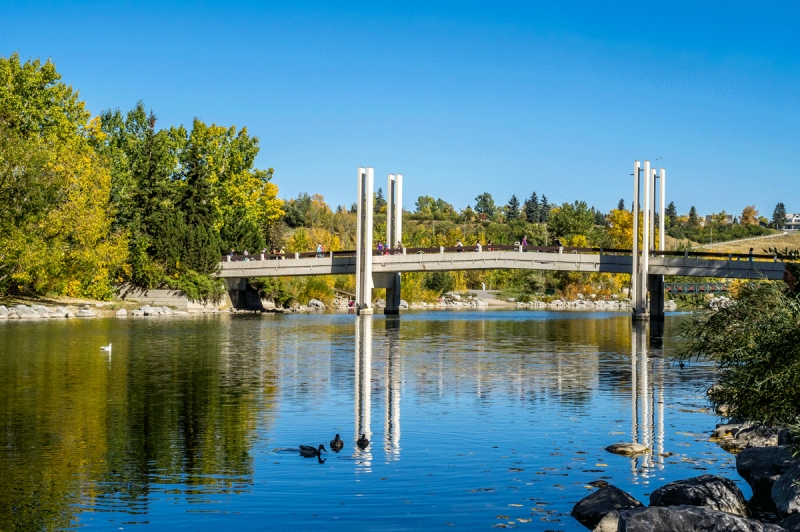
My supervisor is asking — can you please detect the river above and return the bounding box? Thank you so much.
[0,310,742,531]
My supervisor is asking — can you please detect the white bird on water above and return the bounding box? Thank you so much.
[100,343,112,352]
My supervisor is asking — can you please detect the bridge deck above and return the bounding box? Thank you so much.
[217,249,785,280]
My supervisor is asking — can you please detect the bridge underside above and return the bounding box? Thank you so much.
[217,251,785,281]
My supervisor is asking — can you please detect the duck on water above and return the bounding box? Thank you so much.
[299,444,326,457]
[330,434,344,452]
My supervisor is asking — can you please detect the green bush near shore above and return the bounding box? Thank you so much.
[678,281,800,428]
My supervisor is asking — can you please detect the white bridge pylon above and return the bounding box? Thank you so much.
[355,168,404,315]
[632,160,666,321]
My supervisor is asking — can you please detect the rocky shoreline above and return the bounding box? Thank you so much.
[0,303,208,319]
[573,426,800,531]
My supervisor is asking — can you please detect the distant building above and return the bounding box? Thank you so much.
[704,214,734,225]
[785,213,800,230]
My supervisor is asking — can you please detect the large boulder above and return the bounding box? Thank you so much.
[616,505,785,531]
[55,306,75,318]
[773,463,800,517]
[0,305,9,317]
[722,423,783,451]
[307,299,326,309]
[779,429,798,447]
[115,309,128,317]
[737,446,798,501]
[76,309,96,318]
[571,485,643,530]
[605,442,648,456]
[649,474,748,517]
[779,514,800,532]
[14,305,39,318]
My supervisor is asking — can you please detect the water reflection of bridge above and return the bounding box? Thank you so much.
[354,316,402,470]
[630,321,666,481]
[352,315,669,475]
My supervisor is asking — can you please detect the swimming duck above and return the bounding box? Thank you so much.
[356,434,369,449]
[330,434,344,452]
[299,444,326,457]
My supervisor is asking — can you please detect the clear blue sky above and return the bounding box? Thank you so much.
[3,1,799,217]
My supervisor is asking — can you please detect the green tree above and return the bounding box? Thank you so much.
[679,282,800,425]
[0,53,128,297]
[688,206,700,227]
[374,187,387,213]
[176,139,223,274]
[414,196,456,220]
[540,195,550,223]
[547,201,595,240]
[524,192,540,223]
[506,195,520,221]
[665,201,677,227]
[474,192,496,217]
[773,203,787,229]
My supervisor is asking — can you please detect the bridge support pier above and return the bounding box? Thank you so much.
[355,167,375,315]
[648,274,665,321]
[385,173,403,315]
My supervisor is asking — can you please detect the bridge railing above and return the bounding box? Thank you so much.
[665,282,730,293]
[220,247,780,263]
[650,250,777,261]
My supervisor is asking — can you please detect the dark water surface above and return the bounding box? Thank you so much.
[0,311,740,531]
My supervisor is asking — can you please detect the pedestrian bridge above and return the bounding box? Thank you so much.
[217,245,785,280]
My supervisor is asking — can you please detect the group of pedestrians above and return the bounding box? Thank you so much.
[376,242,402,255]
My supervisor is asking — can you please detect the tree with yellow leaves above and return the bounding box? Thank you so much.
[740,205,759,226]
[0,54,128,298]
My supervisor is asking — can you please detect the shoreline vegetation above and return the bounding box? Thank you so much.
[1,53,792,309]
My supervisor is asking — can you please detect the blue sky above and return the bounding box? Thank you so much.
[3,1,799,216]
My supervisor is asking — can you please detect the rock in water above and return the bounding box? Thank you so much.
[737,446,798,502]
[773,462,800,518]
[76,309,96,318]
[307,299,325,309]
[617,505,785,532]
[571,485,643,530]
[116,309,128,317]
[649,474,749,517]
[605,442,648,455]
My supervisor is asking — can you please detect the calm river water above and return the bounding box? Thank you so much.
[0,310,742,531]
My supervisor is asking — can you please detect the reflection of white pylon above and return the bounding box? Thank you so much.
[630,322,665,478]
[384,324,401,460]
[657,351,665,470]
[631,323,639,478]
[641,322,652,472]
[354,316,372,470]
